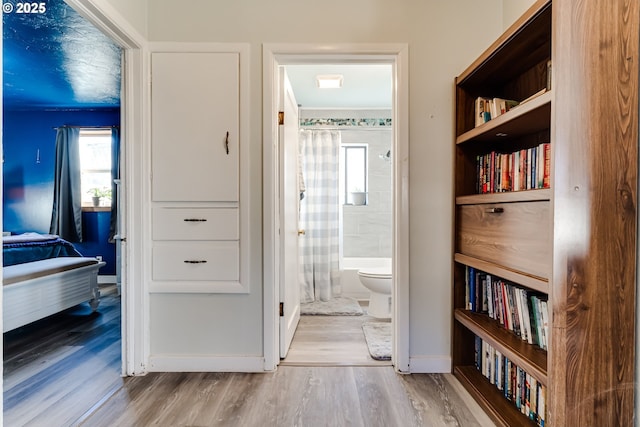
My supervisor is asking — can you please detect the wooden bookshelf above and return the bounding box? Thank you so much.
[452,0,638,426]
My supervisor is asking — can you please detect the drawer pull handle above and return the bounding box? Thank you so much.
[486,207,504,214]
[184,260,208,264]
[183,218,207,222]
[225,131,230,155]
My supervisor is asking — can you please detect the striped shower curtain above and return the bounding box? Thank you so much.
[299,129,341,303]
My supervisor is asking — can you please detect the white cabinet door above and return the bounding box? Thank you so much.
[151,52,239,202]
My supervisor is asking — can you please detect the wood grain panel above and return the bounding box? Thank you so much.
[551,0,638,425]
[457,201,550,279]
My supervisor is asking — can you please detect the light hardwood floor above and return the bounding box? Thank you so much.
[4,294,495,427]
[282,312,392,366]
[3,287,123,426]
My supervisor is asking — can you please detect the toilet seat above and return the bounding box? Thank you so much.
[358,267,392,279]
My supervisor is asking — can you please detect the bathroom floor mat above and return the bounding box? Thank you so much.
[300,296,364,316]
[362,322,392,360]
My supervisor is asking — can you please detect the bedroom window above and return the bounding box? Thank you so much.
[79,129,113,207]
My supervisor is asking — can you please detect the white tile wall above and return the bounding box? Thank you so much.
[300,109,393,258]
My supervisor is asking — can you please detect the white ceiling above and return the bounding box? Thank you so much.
[285,64,392,110]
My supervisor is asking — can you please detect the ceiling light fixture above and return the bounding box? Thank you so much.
[316,74,344,89]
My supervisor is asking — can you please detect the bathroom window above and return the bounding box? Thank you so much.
[341,144,368,205]
[79,129,113,207]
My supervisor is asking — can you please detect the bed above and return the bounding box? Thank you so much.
[3,233,105,332]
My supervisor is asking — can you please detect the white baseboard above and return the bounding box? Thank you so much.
[409,355,452,373]
[148,355,266,372]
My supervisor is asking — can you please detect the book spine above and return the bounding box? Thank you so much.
[543,143,551,188]
[465,265,470,310]
[540,300,549,350]
[469,267,475,311]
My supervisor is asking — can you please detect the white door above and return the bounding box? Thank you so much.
[279,69,301,358]
[151,52,239,202]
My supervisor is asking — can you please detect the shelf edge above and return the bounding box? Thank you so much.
[456,91,551,144]
[455,309,548,385]
[454,253,548,293]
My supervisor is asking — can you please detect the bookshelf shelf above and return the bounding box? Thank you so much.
[456,91,551,145]
[454,253,548,294]
[455,188,551,206]
[454,309,547,384]
[454,366,539,427]
[452,0,638,425]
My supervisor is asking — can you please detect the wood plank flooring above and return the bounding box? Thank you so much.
[282,313,392,366]
[81,368,495,427]
[4,288,123,426]
[4,293,495,427]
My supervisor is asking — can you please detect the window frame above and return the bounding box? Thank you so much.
[79,128,113,209]
[340,143,368,205]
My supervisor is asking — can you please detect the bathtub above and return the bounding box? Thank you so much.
[340,257,392,301]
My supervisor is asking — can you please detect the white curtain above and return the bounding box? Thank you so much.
[299,129,341,302]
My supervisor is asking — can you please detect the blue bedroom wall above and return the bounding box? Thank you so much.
[3,109,120,274]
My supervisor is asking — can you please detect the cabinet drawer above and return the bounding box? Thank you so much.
[457,201,550,278]
[153,241,239,281]
[153,208,238,240]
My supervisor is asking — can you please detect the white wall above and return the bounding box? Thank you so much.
[503,0,537,29]
[103,0,147,36]
[144,0,505,367]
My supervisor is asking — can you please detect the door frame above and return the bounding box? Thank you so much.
[262,43,410,372]
[64,0,148,375]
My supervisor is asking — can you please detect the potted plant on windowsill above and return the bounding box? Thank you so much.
[87,187,111,207]
[351,189,367,206]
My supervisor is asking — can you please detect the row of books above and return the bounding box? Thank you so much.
[466,266,549,350]
[473,62,550,129]
[476,142,550,194]
[475,97,520,127]
[475,336,546,426]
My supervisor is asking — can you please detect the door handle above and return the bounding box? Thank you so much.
[298,230,306,236]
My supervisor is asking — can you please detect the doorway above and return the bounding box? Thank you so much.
[63,0,147,376]
[262,44,410,372]
[285,64,393,366]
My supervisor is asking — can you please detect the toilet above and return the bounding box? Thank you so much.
[357,266,392,319]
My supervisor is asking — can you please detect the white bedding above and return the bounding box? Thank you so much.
[3,232,59,244]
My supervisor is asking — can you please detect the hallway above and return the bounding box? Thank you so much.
[4,292,494,426]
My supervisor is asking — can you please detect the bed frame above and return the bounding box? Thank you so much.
[3,257,105,333]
